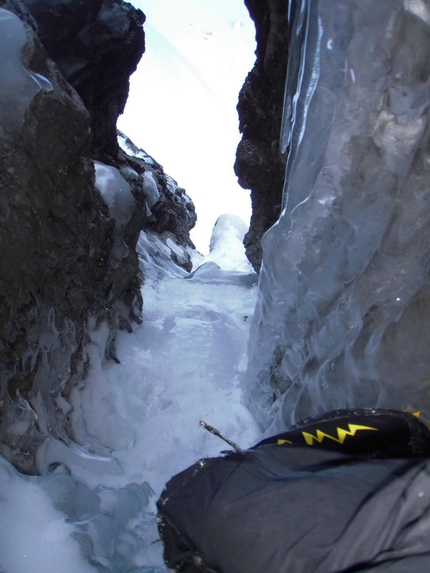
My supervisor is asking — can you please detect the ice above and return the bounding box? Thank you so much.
[0,458,96,573]
[0,223,260,571]
[97,2,131,39]
[8,1,430,568]
[38,437,123,482]
[55,56,88,82]
[0,454,158,573]
[0,9,44,141]
[94,161,136,262]
[195,214,254,273]
[120,165,139,181]
[246,0,430,432]
[94,161,135,221]
[136,230,191,281]
[0,308,79,472]
[118,130,158,166]
[142,171,160,208]
[67,230,260,498]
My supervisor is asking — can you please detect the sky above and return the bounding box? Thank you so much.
[118,0,256,253]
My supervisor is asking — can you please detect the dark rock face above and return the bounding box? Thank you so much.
[234,0,289,271]
[23,0,196,252]
[23,0,145,162]
[0,5,120,472]
[0,0,195,473]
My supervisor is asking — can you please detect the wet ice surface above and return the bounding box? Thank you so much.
[0,9,40,140]
[94,161,135,262]
[192,214,254,273]
[0,219,260,572]
[247,0,430,432]
[0,8,53,141]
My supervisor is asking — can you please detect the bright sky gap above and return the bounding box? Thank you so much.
[118,0,256,253]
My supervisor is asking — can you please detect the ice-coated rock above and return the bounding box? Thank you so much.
[246,0,430,432]
[118,130,197,263]
[0,0,144,474]
[201,214,254,273]
[0,8,41,140]
[94,161,135,262]
[95,162,135,221]
[142,171,160,209]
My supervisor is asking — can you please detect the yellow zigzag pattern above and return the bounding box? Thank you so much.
[302,424,377,446]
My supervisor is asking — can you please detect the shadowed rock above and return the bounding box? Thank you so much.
[235,0,288,271]
[23,0,145,162]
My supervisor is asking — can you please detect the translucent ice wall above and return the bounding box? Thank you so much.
[246,0,430,431]
[0,8,51,141]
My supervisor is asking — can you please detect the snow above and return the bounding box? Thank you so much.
[0,458,95,573]
[192,213,253,273]
[118,131,158,166]
[0,220,259,572]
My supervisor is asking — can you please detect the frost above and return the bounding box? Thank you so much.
[118,130,158,165]
[246,0,430,431]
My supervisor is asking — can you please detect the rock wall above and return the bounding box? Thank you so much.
[23,0,145,162]
[118,132,197,254]
[234,0,289,271]
[0,0,196,473]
